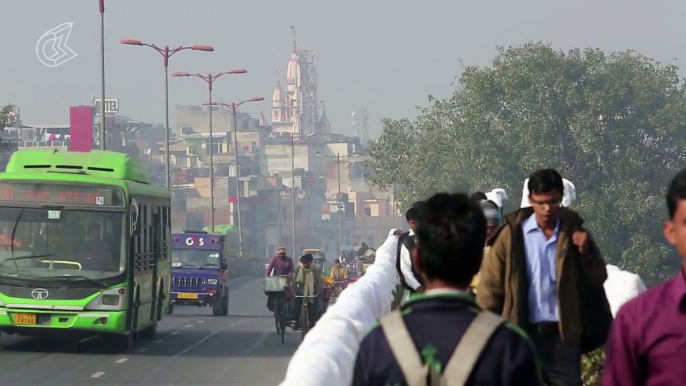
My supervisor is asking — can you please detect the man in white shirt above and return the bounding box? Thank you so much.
[397,202,424,300]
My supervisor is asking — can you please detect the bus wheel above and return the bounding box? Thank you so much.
[220,293,229,316]
[167,303,174,315]
[105,333,133,352]
[140,318,157,340]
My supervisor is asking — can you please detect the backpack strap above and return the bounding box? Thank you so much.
[379,311,428,386]
[443,311,504,386]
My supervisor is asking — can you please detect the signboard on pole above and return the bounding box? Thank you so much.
[91,98,119,115]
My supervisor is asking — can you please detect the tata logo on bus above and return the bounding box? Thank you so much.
[185,237,205,247]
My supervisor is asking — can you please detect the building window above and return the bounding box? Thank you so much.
[204,139,221,154]
[364,207,371,217]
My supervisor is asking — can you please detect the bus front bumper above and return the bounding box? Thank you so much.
[0,308,127,334]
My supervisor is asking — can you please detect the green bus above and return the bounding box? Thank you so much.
[0,149,171,350]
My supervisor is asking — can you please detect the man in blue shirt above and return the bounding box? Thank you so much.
[477,169,609,386]
[353,192,543,385]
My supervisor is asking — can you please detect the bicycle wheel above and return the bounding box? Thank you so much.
[273,297,281,335]
[279,299,287,343]
[300,303,309,341]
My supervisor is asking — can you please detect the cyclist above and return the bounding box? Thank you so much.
[293,253,322,330]
[265,247,294,312]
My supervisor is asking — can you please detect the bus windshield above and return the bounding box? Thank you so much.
[0,208,125,280]
[171,250,220,268]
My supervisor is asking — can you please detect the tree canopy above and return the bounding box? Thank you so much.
[0,104,15,132]
[367,42,686,285]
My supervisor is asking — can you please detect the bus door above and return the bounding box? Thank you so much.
[151,208,160,322]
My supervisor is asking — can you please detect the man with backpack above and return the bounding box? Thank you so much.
[353,192,543,386]
[396,202,425,301]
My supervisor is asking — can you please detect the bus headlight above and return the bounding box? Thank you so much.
[206,279,218,285]
[85,287,125,311]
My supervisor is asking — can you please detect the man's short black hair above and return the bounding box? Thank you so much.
[528,169,564,196]
[470,192,488,201]
[666,168,686,219]
[405,201,424,222]
[415,192,486,288]
[334,259,340,264]
[301,253,313,263]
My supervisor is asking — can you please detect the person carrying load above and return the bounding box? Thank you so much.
[293,253,322,330]
[353,192,543,386]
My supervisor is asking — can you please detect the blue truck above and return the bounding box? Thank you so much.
[169,231,230,316]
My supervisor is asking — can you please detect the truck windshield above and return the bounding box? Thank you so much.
[172,250,220,268]
[0,208,125,280]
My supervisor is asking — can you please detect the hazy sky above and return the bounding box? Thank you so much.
[2,0,686,138]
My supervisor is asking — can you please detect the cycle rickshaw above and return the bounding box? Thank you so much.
[264,275,322,343]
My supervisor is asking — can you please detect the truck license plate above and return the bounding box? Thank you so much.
[14,313,37,325]
[178,293,198,299]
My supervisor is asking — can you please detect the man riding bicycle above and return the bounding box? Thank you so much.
[265,247,294,312]
[293,253,322,330]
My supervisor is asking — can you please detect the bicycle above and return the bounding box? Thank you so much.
[264,275,290,343]
[293,293,319,341]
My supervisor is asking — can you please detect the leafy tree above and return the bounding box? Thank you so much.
[367,42,686,285]
[0,104,15,131]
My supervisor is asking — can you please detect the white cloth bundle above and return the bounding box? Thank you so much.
[603,264,647,317]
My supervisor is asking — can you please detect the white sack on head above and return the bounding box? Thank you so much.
[280,229,400,386]
[485,188,508,208]
[520,178,577,208]
[603,264,647,317]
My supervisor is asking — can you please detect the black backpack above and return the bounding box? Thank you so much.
[396,232,424,292]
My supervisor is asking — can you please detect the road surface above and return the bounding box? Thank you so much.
[0,277,298,386]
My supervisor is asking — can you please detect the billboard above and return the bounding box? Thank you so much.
[69,105,94,152]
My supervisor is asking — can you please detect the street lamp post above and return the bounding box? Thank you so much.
[172,70,247,232]
[316,152,343,254]
[291,133,296,256]
[204,97,264,256]
[120,39,213,191]
[99,0,106,150]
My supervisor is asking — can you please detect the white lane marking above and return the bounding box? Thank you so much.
[244,332,270,356]
[183,324,193,328]
[91,372,105,378]
[138,347,148,352]
[115,358,129,364]
[173,331,217,357]
[170,331,179,335]
[173,319,247,358]
[154,339,163,343]
[197,320,204,323]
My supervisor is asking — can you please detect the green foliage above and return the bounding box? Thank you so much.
[0,104,15,131]
[367,42,685,284]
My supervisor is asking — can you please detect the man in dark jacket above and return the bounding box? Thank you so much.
[476,169,608,386]
[353,192,543,386]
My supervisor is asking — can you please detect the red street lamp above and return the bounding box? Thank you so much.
[204,97,264,257]
[172,70,248,232]
[120,39,214,190]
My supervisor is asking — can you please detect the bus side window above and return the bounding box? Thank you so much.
[158,205,169,261]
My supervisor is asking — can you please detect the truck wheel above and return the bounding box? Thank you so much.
[212,296,222,316]
[220,293,229,316]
